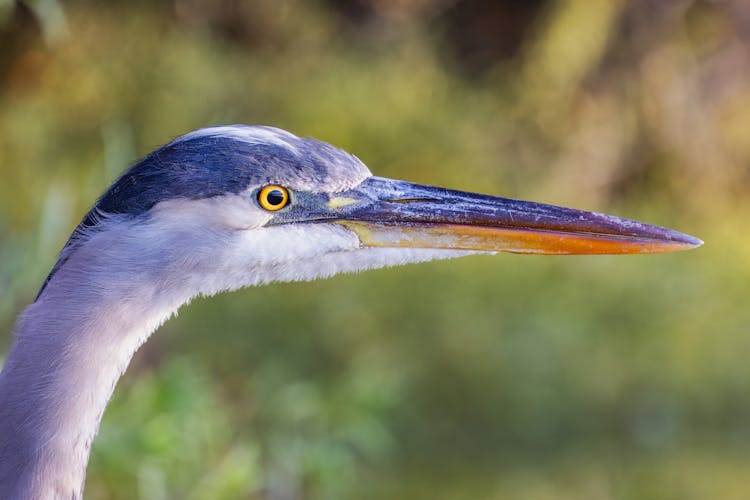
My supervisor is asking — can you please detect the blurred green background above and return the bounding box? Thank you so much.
[1,0,748,498]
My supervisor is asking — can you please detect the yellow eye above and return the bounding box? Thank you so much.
[258,185,290,211]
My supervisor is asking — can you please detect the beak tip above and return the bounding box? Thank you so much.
[673,232,703,250]
[647,231,702,254]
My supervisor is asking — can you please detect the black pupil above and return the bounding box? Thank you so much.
[266,189,285,206]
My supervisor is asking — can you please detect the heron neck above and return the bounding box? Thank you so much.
[0,263,186,499]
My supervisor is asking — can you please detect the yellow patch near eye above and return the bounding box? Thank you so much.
[258,185,290,211]
[327,197,357,209]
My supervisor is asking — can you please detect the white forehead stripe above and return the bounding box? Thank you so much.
[172,125,301,155]
[167,124,372,192]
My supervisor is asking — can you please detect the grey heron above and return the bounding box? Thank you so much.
[0,125,701,499]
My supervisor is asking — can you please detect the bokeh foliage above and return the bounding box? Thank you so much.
[2,0,750,498]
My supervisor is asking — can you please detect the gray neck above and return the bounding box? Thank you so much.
[0,241,188,499]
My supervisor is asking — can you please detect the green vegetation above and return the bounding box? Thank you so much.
[2,1,749,498]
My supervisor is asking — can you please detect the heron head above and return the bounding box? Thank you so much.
[38,125,701,301]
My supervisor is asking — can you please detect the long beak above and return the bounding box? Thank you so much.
[275,177,703,254]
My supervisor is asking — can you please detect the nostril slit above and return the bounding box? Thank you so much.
[384,197,439,204]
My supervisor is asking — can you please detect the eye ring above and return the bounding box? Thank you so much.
[258,185,290,211]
